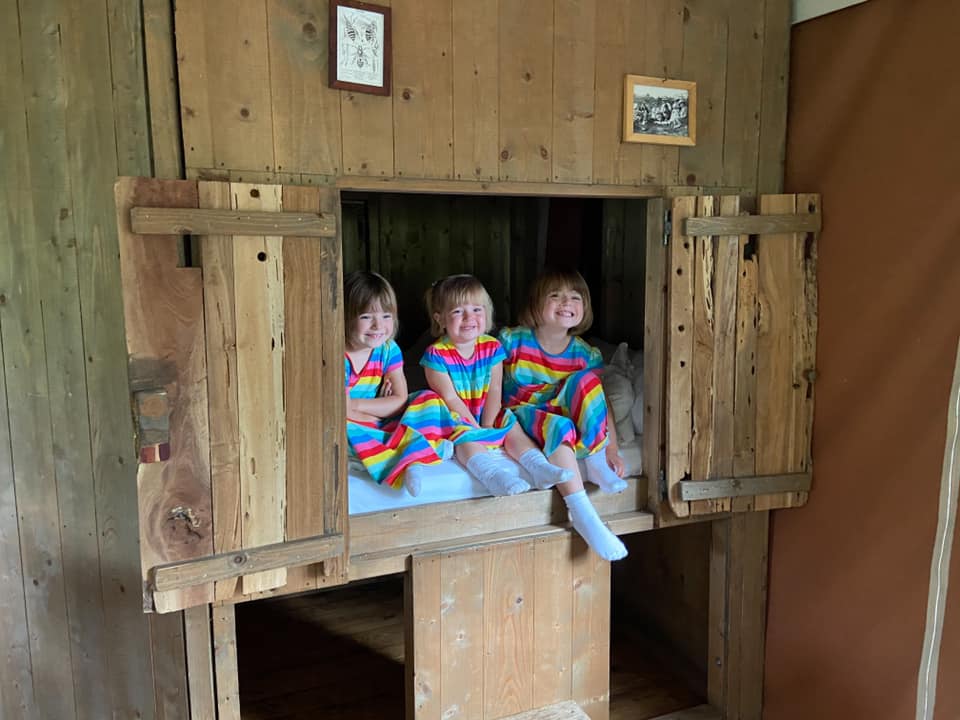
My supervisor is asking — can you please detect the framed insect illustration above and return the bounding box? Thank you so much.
[329,0,392,96]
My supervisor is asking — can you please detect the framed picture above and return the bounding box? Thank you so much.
[328,0,392,96]
[622,75,697,146]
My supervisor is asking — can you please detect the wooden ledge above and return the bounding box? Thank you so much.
[130,206,337,237]
[684,212,820,237]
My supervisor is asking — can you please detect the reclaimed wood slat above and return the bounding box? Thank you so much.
[410,555,443,719]
[643,199,668,513]
[439,548,485,720]
[638,0,683,186]
[174,0,214,170]
[754,194,798,511]
[131,206,336,237]
[484,541,536,717]
[690,196,717,515]
[340,0,394,176]
[552,0,596,184]
[150,612,190,719]
[116,177,215,614]
[106,0,152,175]
[268,0,341,176]
[152,533,344,593]
[336,175,665,197]
[680,473,811,501]
[795,193,820,498]
[143,0,184,178]
[533,536,574,708]
[571,539,611,719]
[678,2,728,187]
[499,0,554,182]
[452,0,499,181]
[707,521,729,711]
[685,213,821,237]
[722,0,765,190]
[590,0,628,184]
[212,604,241,720]
[198,180,243,601]
[393,0,454,179]
[731,217,758,512]
[666,197,696,517]
[757,0,791,194]
[184,605,216,720]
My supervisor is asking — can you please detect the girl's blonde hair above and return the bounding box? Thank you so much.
[424,274,495,337]
[344,270,398,340]
[519,267,594,336]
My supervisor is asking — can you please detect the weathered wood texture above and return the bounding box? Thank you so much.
[666,194,818,517]
[116,178,348,610]
[410,536,610,720]
[176,0,789,192]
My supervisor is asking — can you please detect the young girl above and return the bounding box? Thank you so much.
[499,268,629,561]
[421,274,573,496]
[344,271,454,497]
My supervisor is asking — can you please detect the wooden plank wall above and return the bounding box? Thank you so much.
[410,536,610,720]
[175,0,791,193]
[0,2,187,719]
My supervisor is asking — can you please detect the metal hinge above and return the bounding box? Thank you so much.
[662,209,672,245]
[658,468,667,500]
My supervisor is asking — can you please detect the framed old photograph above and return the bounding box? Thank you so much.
[623,75,697,146]
[329,0,392,96]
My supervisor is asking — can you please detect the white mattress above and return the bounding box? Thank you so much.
[348,441,642,515]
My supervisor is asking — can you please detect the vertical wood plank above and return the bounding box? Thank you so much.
[232,182,287,593]
[795,193,820,490]
[499,0,554,182]
[678,0,729,188]
[622,200,648,348]
[591,0,628,185]
[690,196,717,495]
[184,605,216,720]
[116,178,216,613]
[731,220,758,512]
[452,0,499,181]
[754,194,797,511]
[707,520,729,711]
[410,555,443,720]
[106,0,152,176]
[643,198,667,512]
[174,0,214,170]
[199,181,242,601]
[756,0,791,194]
[340,0,394,176]
[571,540,611,720]
[722,0,765,191]
[552,0,596,183]
[143,0,184,178]
[212,604,241,720]
[601,200,625,340]
[483,541,535,718]
[393,0,454,179]
[473,197,513,325]
[666,196,695,517]
[532,536,574,708]
[179,0,276,173]
[150,612,190,720]
[440,549,485,720]
[268,0,342,175]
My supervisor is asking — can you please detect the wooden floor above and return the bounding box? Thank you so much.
[236,575,703,720]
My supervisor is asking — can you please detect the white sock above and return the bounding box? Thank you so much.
[466,452,530,496]
[518,449,574,490]
[563,490,628,561]
[403,464,427,497]
[584,451,628,494]
[436,439,454,461]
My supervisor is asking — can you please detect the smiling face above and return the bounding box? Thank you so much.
[437,298,488,346]
[348,302,394,351]
[539,286,585,332]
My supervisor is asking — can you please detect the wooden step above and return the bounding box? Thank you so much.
[498,700,591,720]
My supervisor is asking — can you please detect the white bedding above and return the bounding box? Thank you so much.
[348,441,642,515]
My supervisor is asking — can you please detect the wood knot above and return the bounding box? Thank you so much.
[539,146,549,159]
[523,71,532,81]
[257,251,267,262]
[402,88,412,100]
[500,149,509,160]
[240,107,250,119]
[686,173,697,184]
[302,21,317,39]
[250,188,260,198]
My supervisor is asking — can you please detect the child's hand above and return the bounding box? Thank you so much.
[605,443,625,477]
[378,378,394,397]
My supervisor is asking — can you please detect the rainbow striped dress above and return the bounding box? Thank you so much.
[498,326,608,458]
[345,340,450,489]
[420,335,515,447]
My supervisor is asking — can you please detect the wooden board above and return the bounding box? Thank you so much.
[392,0,454,179]
[757,0,792,194]
[184,605,216,719]
[232,182,287,593]
[143,0,184,178]
[116,177,215,612]
[552,0,597,184]
[722,0,765,190]
[452,0,499,181]
[499,0,554,182]
[571,540,611,720]
[212,604,241,720]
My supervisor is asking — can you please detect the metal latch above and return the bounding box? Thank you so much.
[663,209,672,245]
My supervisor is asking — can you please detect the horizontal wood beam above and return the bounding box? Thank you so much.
[684,213,820,237]
[679,473,811,501]
[149,533,344,593]
[337,175,669,198]
[130,207,337,237]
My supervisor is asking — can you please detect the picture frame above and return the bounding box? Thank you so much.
[328,0,392,96]
[622,74,697,146]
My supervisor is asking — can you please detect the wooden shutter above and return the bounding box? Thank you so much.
[116,177,347,612]
[664,194,819,518]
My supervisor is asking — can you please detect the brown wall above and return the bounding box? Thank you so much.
[765,1,960,718]
[173,0,791,192]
